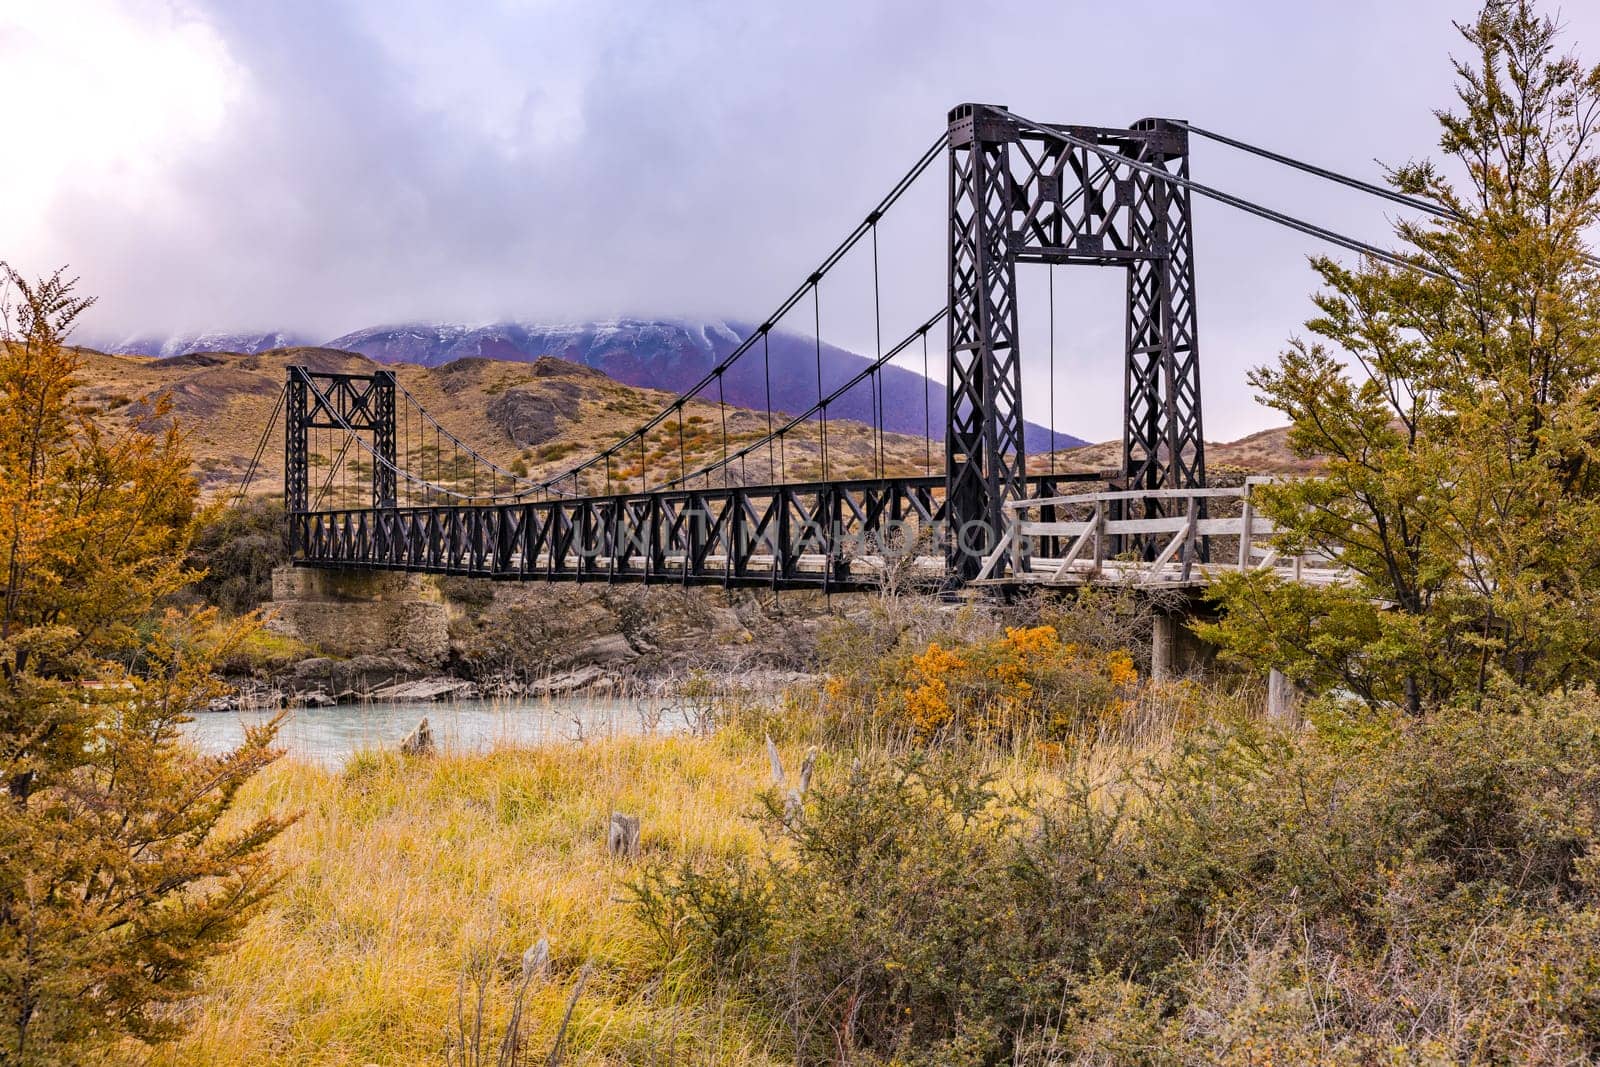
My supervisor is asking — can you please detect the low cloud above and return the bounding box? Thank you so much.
[6,0,1594,439]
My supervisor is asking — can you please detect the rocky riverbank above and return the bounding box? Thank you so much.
[210,659,820,711]
[222,565,851,711]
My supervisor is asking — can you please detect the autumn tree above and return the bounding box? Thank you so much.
[1200,1,1600,714]
[0,266,288,1064]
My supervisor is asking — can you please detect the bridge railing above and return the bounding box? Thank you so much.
[291,472,1108,590]
[984,479,1348,587]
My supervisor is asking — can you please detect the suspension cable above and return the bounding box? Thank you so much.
[231,382,286,506]
[311,433,354,511]
[762,329,775,481]
[532,131,950,493]
[295,375,513,503]
[659,306,948,490]
[1173,120,1456,220]
[717,371,729,488]
[1002,109,1455,283]
[921,327,932,476]
[1173,119,1600,269]
[1048,264,1056,477]
[814,281,826,480]
[391,377,544,495]
[871,220,885,478]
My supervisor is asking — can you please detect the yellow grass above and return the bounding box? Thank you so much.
[146,731,790,1066]
[136,707,1183,1066]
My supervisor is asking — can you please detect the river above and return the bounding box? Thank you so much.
[181,696,683,765]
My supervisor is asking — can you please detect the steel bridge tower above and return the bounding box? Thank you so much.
[284,366,397,554]
[945,104,1205,578]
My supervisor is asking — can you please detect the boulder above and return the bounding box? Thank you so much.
[486,383,584,448]
[527,666,614,696]
[579,632,637,666]
[287,653,430,699]
[369,677,478,703]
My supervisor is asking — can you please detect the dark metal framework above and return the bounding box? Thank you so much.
[283,365,1100,589]
[285,366,395,553]
[296,470,1093,589]
[946,104,1205,574]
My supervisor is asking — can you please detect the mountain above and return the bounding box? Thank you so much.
[1043,424,1316,478]
[97,319,1088,452]
[68,348,944,496]
[68,345,1303,498]
[104,331,316,359]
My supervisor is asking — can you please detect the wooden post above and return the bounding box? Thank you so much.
[1238,488,1254,570]
[1091,500,1106,574]
[767,735,817,826]
[1151,612,1177,682]
[400,717,434,756]
[1011,505,1028,578]
[1267,668,1299,724]
[607,812,641,860]
[1180,496,1198,582]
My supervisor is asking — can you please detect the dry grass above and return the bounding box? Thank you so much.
[144,730,791,1066]
[137,707,1193,1066]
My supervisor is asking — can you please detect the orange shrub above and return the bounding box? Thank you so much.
[885,625,1137,742]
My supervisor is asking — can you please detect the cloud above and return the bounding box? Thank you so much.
[0,1,241,275]
[4,0,1597,438]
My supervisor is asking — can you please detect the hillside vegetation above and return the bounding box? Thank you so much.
[70,346,958,498]
[69,343,1306,501]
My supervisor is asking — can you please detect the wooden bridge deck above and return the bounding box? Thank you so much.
[977,480,1349,589]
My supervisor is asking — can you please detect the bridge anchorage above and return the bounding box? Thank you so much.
[267,102,1401,592]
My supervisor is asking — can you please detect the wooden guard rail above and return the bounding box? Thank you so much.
[976,479,1347,587]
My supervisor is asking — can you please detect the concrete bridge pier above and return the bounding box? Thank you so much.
[266,565,450,665]
[1149,606,1214,682]
[1149,604,1301,724]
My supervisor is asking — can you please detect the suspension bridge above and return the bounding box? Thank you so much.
[243,103,1460,592]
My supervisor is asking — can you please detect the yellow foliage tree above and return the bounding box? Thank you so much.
[1200,2,1600,714]
[0,266,288,1064]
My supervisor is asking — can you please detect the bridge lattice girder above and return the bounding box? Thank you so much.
[946,105,1205,576]
[293,473,1095,589]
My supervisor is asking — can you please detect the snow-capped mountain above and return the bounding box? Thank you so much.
[322,318,1085,451]
[105,331,315,359]
[95,318,1086,451]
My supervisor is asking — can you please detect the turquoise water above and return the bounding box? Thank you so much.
[181,696,679,764]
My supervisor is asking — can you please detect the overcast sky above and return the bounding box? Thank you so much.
[4,0,1597,440]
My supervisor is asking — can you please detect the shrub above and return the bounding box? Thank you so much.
[627,854,772,979]
[630,689,1600,1065]
[825,621,1137,745]
[186,496,287,614]
[438,575,497,610]
[1,267,286,1063]
[211,625,312,675]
